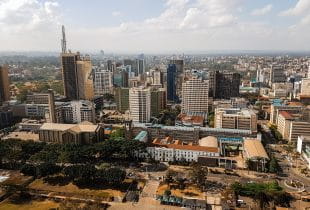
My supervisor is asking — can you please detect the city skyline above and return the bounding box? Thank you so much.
[0,0,309,53]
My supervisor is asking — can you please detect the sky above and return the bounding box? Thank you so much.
[0,0,310,53]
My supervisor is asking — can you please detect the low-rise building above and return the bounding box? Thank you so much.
[214,108,257,133]
[243,138,269,171]
[39,121,104,144]
[139,136,220,162]
[297,136,310,169]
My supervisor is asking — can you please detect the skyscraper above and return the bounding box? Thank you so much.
[269,65,286,85]
[167,64,178,103]
[129,87,151,123]
[113,68,129,87]
[137,59,145,75]
[0,65,10,104]
[151,88,166,117]
[94,69,113,95]
[169,59,184,99]
[181,77,209,115]
[61,53,94,101]
[215,71,241,99]
[115,87,129,113]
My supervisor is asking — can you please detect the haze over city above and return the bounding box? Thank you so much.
[1,0,310,53]
[1,0,310,210]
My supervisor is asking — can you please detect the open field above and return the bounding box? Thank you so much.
[0,170,33,186]
[157,183,205,199]
[0,199,59,210]
[29,178,125,200]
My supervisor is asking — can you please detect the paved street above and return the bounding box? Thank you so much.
[108,180,181,210]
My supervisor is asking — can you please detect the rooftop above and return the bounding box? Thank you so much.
[244,138,269,160]
[40,121,99,133]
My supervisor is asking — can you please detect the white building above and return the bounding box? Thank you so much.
[94,69,113,96]
[141,137,219,162]
[129,87,151,123]
[297,136,310,169]
[55,100,96,124]
[181,77,209,116]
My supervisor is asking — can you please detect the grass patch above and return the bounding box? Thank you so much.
[29,178,124,199]
[156,184,204,199]
[0,199,59,210]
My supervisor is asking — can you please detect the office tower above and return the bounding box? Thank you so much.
[0,65,10,104]
[76,55,94,100]
[215,108,257,133]
[152,69,163,86]
[167,64,178,103]
[61,53,94,100]
[129,87,151,123]
[107,60,114,71]
[115,87,129,113]
[94,69,113,95]
[113,69,129,87]
[124,59,138,76]
[181,77,209,115]
[269,65,286,85]
[137,59,145,75]
[215,71,240,99]
[151,88,166,117]
[169,59,184,99]
[207,71,216,97]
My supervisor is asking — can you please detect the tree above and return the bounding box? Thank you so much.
[190,164,208,189]
[37,162,61,177]
[16,88,28,103]
[268,157,280,173]
[20,164,37,176]
[274,192,293,208]
[254,191,271,210]
[164,189,171,196]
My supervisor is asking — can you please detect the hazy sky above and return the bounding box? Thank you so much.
[0,0,309,53]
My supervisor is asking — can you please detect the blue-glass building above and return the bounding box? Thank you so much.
[167,64,178,103]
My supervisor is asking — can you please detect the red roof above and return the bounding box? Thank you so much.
[279,111,293,120]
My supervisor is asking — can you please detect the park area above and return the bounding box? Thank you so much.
[0,199,59,210]
[28,177,130,202]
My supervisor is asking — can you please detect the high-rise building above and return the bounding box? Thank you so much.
[207,71,216,97]
[269,65,286,85]
[94,69,113,95]
[152,69,163,86]
[0,65,10,104]
[61,53,94,100]
[167,64,178,103]
[129,87,151,123]
[169,59,184,100]
[115,87,129,113]
[151,88,166,117]
[181,77,209,115]
[113,69,129,87]
[215,71,240,99]
[137,59,145,75]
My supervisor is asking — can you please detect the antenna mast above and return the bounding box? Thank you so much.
[61,25,67,53]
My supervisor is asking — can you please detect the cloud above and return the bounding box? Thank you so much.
[0,0,309,52]
[280,0,310,16]
[251,4,272,16]
[112,11,121,17]
[0,0,60,50]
